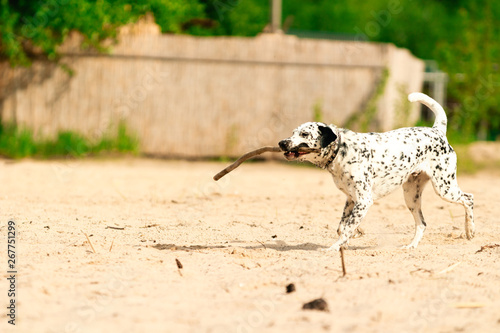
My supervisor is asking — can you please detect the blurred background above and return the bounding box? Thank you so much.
[0,0,498,168]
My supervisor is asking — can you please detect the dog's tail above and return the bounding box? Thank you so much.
[408,92,447,135]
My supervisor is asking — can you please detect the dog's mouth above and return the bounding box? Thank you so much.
[284,150,310,160]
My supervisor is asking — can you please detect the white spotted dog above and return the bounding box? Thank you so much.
[278,92,474,251]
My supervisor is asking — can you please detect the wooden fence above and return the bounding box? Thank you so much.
[0,32,424,157]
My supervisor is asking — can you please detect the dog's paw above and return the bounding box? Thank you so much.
[465,225,475,240]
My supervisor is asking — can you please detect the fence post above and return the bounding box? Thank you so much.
[270,0,282,33]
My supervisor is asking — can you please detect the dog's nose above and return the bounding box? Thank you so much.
[279,140,290,151]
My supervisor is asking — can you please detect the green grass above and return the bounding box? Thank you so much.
[0,122,139,159]
[453,144,500,175]
[313,100,323,123]
[453,145,479,174]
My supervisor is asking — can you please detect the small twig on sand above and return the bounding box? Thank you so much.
[109,238,115,252]
[176,258,183,276]
[82,231,96,253]
[106,226,125,230]
[140,224,160,228]
[436,262,461,275]
[475,244,500,254]
[340,247,347,277]
[453,302,486,309]
[256,240,267,249]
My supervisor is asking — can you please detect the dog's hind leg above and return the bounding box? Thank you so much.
[430,155,475,240]
[402,172,430,249]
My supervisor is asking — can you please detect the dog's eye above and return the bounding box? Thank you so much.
[299,132,308,138]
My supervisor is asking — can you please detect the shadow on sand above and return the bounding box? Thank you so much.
[152,240,330,252]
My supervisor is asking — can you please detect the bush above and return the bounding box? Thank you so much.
[0,122,138,159]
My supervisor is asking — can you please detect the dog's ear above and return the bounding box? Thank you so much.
[318,125,337,148]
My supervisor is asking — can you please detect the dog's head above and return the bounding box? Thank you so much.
[278,122,339,166]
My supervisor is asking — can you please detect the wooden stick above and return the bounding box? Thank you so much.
[213,146,320,181]
[106,226,125,230]
[436,262,461,275]
[109,238,115,252]
[82,231,96,253]
[340,247,347,277]
[453,302,486,309]
[213,146,281,181]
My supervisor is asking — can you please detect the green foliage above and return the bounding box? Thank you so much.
[394,84,412,129]
[226,0,268,36]
[0,122,138,158]
[0,123,37,158]
[358,0,500,142]
[194,1,500,141]
[435,2,500,141]
[191,0,268,36]
[202,1,500,142]
[0,0,207,65]
[1,0,499,141]
[312,100,323,123]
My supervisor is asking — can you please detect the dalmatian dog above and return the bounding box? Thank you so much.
[278,92,474,251]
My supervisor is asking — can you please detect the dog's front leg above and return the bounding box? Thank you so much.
[337,199,365,240]
[337,199,354,236]
[325,198,372,251]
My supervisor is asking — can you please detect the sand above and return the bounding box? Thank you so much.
[1,158,499,333]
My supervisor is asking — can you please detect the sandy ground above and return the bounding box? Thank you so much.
[0,158,499,333]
